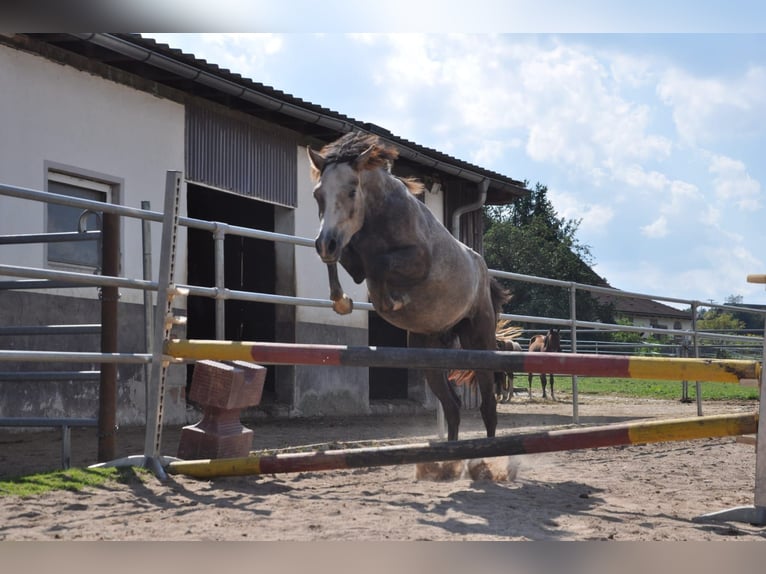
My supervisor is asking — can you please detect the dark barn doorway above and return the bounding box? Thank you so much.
[368,312,408,400]
[186,184,277,399]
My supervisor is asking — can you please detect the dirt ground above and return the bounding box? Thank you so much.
[1,392,764,541]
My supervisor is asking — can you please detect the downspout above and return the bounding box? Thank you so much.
[451,178,489,240]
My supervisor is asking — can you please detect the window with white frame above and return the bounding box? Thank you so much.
[46,171,111,270]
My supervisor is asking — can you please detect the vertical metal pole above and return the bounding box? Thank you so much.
[679,342,690,402]
[213,224,226,340]
[691,302,703,416]
[569,284,579,424]
[752,312,766,518]
[97,211,120,462]
[144,172,181,472]
[62,425,71,470]
[141,201,154,425]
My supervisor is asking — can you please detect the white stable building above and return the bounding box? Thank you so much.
[0,33,526,425]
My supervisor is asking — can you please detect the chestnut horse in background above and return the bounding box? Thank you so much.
[527,328,561,399]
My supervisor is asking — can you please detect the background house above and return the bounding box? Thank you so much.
[0,33,527,424]
[593,290,693,333]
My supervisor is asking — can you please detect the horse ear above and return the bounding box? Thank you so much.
[307,146,325,173]
[352,144,376,171]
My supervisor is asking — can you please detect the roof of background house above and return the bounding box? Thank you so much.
[593,291,690,320]
[14,33,528,205]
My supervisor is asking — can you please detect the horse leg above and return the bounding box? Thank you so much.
[550,373,555,401]
[528,372,533,398]
[326,263,353,315]
[424,369,461,440]
[494,371,504,402]
[410,332,461,440]
[541,373,548,399]
[455,312,497,438]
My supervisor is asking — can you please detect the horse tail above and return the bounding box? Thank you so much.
[490,278,510,316]
[448,369,476,386]
[496,319,523,343]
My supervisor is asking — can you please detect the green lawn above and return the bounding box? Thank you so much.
[550,376,760,401]
[0,466,147,497]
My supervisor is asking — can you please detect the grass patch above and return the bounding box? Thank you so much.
[551,377,760,401]
[0,466,148,497]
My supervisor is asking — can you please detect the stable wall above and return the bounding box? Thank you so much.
[289,147,371,416]
[0,43,188,425]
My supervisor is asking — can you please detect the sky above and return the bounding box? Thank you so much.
[144,2,766,308]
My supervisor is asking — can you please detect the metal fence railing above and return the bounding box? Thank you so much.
[1,177,764,432]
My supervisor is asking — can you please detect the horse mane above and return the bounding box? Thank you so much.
[320,131,398,170]
[399,176,425,196]
[316,132,425,196]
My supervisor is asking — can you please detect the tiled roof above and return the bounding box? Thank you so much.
[593,291,690,319]
[19,33,527,204]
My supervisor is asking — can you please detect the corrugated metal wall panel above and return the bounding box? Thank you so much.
[186,105,298,207]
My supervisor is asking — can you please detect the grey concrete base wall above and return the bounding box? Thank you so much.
[291,320,369,417]
[0,291,186,426]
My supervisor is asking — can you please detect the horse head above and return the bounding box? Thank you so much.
[307,132,394,263]
[307,149,367,263]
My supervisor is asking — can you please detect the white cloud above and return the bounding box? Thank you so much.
[547,189,614,234]
[657,65,766,145]
[641,215,668,238]
[370,35,672,182]
[619,164,669,191]
[469,138,523,169]
[708,153,762,210]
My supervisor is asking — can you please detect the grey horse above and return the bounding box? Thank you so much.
[308,131,508,440]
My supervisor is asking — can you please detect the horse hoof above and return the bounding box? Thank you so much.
[332,297,353,315]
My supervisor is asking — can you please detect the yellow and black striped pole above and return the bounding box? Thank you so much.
[167,412,758,479]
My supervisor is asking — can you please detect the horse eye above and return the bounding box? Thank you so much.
[349,188,357,199]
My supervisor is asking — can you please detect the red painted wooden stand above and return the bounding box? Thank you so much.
[177,359,266,460]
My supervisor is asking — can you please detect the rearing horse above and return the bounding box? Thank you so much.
[308,132,508,441]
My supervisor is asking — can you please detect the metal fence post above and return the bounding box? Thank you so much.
[141,201,154,426]
[213,223,226,340]
[569,283,579,424]
[98,211,120,462]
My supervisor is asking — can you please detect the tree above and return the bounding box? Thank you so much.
[722,295,765,331]
[484,183,613,326]
[697,308,746,332]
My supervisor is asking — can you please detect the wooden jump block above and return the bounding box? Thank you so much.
[177,359,266,460]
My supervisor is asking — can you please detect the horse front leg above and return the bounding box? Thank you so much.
[370,245,429,312]
[541,373,548,399]
[549,373,555,401]
[326,262,353,315]
[527,372,534,398]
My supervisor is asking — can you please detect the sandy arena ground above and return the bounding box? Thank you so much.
[0,392,764,541]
